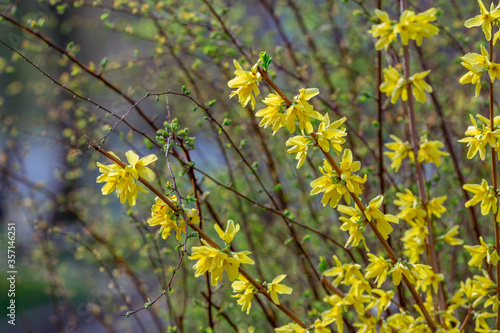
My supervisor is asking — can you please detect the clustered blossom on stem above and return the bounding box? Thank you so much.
[460,45,500,96]
[228,60,262,110]
[96,150,157,206]
[456,2,500,332]
[464,0,500,41]
[188,220,255,286]
[463,179,499,217]
[379,65,433,104]
[147,195,200,240]
[384,134,448,171]
[459,114,500,160]
[368,8,439,50]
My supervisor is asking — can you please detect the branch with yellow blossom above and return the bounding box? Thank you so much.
[310,132,436,331]
[86,137,308,329]
[398,0,446,319]
[255,63,437,331]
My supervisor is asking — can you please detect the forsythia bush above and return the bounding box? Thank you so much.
[7,0,500,332]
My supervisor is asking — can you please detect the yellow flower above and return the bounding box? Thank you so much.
[147,196,200,240]
[427,196,447,218]
[417,136,449,167]
[232,274,254,294]
[189,221,254,286]
[96,161,123,195]
[380,67,433,104]
[365,195,399,239]
[412,8,440,45]
[315,114,347,154]
[339,149,367,196]
[338,205,368,250]
[323,255,345,287]
[409,70,433,103]
[256,93,286,133]
[438,225,464,246]
[232,274,255,314]
[96,150,157,206]
[416,265,443,293]
[464,0,500,41]
[312,317,335,333]
[124,150,157,181]
[463,179,498,216]
[189,242,238,285]
[401,222,427,263]
[285,88,324,133]
[460,46,489,97]
[96,160,147,206]
[274,323,307,333]
[232,292,254,315]
[368,289,394,319]
[310,159,350,208]
[458,114,500,160]
[472,271,496,299]
[464,236,498,269]
[395,8,439,46]
[215,219,239,244]
[267,274,293,305]
[394,189,427,224]
[380,66,407,104]
[343,263,364,285]
[228,60,262,109]
[322,294,344,333]
[384,134,414,172]
[343,289,370,314]
[286,135,311,169]
[475,311,498,332]
[353,315,378,333]
[476,113,500,128]
[365,254,389,287]
[368,9,397,50]
[390,262,414,285]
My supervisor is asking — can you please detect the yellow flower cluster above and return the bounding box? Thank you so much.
[96,150,203,243]
[285,114,347,169]
[228,60,262,110]
[456,5,500,329]
[365,195,399,239]
[464,179,498,217]
[309,153,366,208]
[379,65,433,104]
[189,220,254,286]
[459,114,500,160]
[266,274,293,305]
[368,8,439,50]
[464,0,500,41]
[256,88,324,134]
[314,255,442,333]
[232,275,255,314]
[464,236,499,269]
[96,150,157,206]
[460,1,500,96]
[146,195,200,240]
[384,134,448,171]
[337,196,398,249]
[338,205,367,250]
[460,45,500,97]
[232,272,292,314]
[449,272,499,331]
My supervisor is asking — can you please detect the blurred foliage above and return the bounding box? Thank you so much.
[0,0,494,332]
